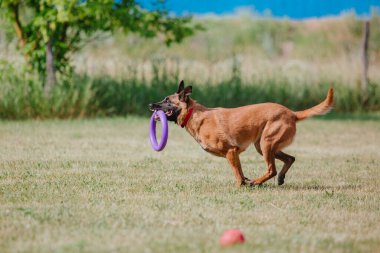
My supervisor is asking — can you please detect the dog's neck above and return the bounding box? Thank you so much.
[177,99,196,126]
[178,99,207,134]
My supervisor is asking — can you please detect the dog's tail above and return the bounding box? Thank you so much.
[294,88,334,121]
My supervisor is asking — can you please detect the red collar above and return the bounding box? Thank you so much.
[181,108,194,128]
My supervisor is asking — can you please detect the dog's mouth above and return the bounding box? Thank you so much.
[154,109,174,121]
[165,109,174,117]
[149,102,181,123]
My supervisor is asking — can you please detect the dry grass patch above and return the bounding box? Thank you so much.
[0,117,379,253]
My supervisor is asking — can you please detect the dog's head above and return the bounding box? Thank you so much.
[148,80,192,123]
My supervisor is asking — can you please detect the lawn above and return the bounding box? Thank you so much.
[0,117,379,253]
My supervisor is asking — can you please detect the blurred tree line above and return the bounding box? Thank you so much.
[0,0,200,92]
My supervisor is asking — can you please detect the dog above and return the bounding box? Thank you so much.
[149,81,334,187]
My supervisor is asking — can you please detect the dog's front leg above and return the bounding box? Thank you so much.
[226,148,246,187]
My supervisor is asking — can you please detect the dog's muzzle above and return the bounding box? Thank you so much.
[149,103,159,111]
[149,103,175,117]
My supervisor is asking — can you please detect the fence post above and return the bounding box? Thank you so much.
[361,20,370,104]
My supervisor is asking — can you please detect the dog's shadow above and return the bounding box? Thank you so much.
[251,183,362,191]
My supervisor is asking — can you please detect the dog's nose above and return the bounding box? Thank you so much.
[148,103,156,110]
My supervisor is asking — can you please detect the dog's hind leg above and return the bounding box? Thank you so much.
[275,151,295,185]
[250,121,296,186]
[250,139,277,186]
[226,148,247,187]
[254,141,294,185]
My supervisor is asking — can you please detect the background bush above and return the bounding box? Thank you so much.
[1,15,380,119]
[1,65,379,119]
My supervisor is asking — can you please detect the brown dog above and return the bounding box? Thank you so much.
[149,81,334,187]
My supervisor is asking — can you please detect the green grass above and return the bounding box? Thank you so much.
[0,117,379,253]
[1,71,380,119]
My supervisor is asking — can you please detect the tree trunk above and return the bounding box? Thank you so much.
[361,21,370,104]
[45,37,57,94]
[10,4,26,50]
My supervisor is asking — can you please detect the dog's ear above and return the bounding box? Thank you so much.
[177,80,185,94]
[179,86,192,102]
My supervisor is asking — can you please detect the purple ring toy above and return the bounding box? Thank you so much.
[149,110,168,151]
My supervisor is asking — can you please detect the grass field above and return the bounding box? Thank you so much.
[0,117,380,253]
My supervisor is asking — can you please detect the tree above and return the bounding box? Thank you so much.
[0,0,199,92]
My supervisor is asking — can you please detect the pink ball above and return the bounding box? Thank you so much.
[219,229,245,247]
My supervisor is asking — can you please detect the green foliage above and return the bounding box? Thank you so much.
[248,19,295,57]
[1,63,379,119]
[91,77,380,116]
[0,62,94,119]
[1,14,380,119]
[111,14,378,62]
[0,0,199,78]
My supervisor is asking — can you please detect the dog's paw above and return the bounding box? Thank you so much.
[249,180,262,187]
[236,177,252,188]
[235,180,246,188]
[278,174,285,185]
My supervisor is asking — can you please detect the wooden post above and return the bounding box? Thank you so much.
[45,37,57,94]
[361,21,370,103]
